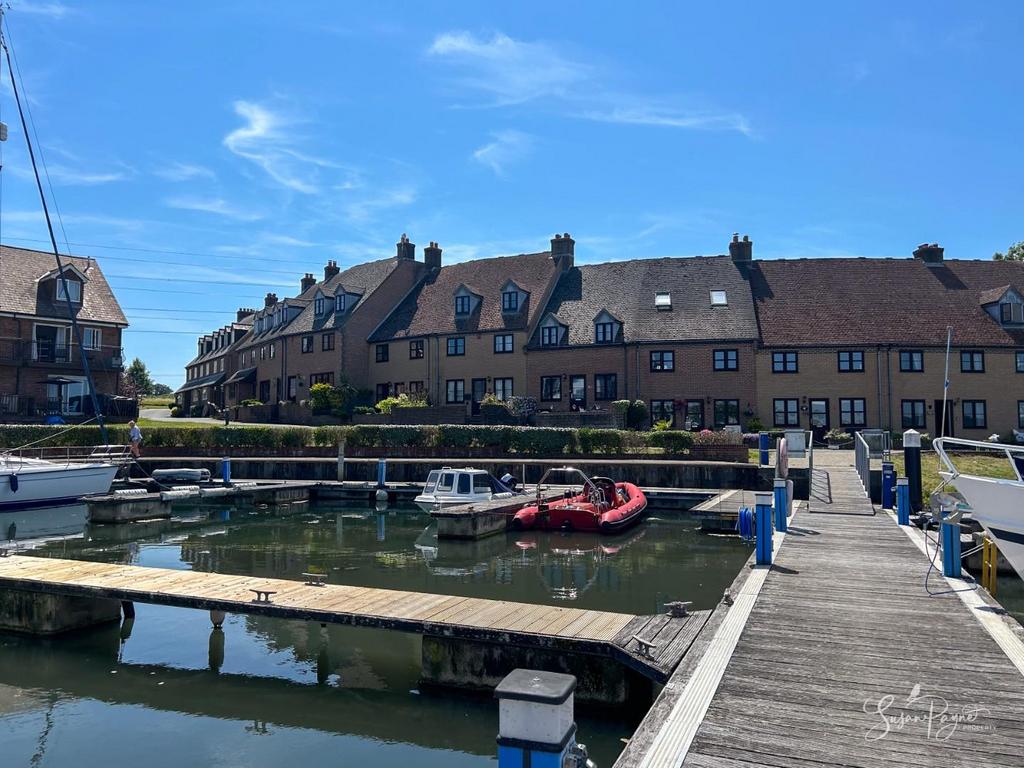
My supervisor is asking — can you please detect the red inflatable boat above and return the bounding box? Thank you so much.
[511,467,648,533]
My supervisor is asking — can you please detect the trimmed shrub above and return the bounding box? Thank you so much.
[647,430,695,454]
[627,400,649,430]
[508,427,578,455]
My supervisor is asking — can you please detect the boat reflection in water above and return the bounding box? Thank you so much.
[0,502,88,545]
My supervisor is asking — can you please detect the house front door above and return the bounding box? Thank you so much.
[935,399,954,437]
[809,399,829,442]
[471,378,487,414]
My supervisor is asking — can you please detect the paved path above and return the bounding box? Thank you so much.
[618,463,1024,768]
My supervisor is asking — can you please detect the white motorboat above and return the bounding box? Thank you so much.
[414,467,518,512]
[933,437,1024,579]
[0,452,121,510]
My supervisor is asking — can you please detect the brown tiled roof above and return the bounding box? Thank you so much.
[530,256,759,345]
[751,258,1024,347]
[0,244,127,325]
[237,258,400,349]
[369,251,559,341]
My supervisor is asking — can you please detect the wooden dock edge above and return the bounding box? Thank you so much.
[613,508,792,768]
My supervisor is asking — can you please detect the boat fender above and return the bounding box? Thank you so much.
[561,520,573,532]
[8,474,17,493]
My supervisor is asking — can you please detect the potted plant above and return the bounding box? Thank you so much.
[824,427,851,449]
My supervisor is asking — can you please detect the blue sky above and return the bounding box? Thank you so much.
[1,1,1021,388]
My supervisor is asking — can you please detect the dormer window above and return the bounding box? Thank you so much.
[56,278,81,303]
[455,295,471,315]
[314,297,325,315]
[335,294,346,313]
[502,290,519,312]
[540,326,561,346]
[1001,303,1024,324]
[595,322,615,343]
[655,292,672,310]
[710,290,727,306]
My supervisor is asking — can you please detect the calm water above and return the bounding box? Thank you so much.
[0,501,752,768]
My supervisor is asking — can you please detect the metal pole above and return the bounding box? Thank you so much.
[940,326,952,439]
[903,429,922,512]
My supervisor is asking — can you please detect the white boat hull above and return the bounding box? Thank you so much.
[0,462,118,509]
[951,474,1024,580]
[414,492,515,513]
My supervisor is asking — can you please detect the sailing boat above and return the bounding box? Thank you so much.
[0,10,122,509]
[934,437,1024,579]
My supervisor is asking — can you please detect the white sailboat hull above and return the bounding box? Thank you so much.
[0,462,118,509]
[953,474,1024,580]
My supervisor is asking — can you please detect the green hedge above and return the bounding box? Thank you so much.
[0,424,739,456]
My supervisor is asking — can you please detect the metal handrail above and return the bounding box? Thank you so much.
[855,431,870,493]
[933,437,1024,483]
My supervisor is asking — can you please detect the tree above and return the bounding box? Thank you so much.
[994,241,1024,261]
[124,358,154,398]
[151,383,173,396]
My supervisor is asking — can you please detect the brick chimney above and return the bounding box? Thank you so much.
[551,232,575,270]
[324,260,340,280]
[301,273,316,292]
[913,242,944,264]
[264,292,278,308]
[424,241,442,271]
[236,307,253,322]
[396,233,416,260]
[729,233,753,261]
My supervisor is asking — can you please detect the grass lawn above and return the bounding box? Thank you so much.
[139,397,174,408]
[892,452,1017,494]
[135,418,220,429]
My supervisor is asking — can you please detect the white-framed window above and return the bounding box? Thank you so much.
[502,291,519,312]
[655,292,672,310]
[494,378,513,401]
[455,295,471,315]
[82,328,101,350]
[314,297,325,315]
[335,294,346,312]
[540,325,562,346]
[56,278,82,303]
[710,290,727,306]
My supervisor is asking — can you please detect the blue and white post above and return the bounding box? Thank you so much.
[903,429,923,512]
[495,669,579,768]
[773,478,788,533]
[375,458,389,505]
[896,477,910,526]
[941,508,962,579]
[754,491,774,566]
[881,461,895,511]
[758,432,770,466]
[221,456,231,485]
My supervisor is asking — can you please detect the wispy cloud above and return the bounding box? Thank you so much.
[14,2,74,19]
[428,31,750,136]
[472,130,534,175]
[164,195,263,222]
[10,160,133,186]
[223,100,337,194]
[154,161,216,182]
[344,186,417,223]
[428,32,587,107]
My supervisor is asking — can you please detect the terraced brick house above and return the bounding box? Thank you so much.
[176,308,255,415]
[525,239,760,429]
[750,243,1024,439]
[0,245,127,421]
[230,238,425,407]
[366,235,573,410]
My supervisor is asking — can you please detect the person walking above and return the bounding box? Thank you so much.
[128,420,143,458]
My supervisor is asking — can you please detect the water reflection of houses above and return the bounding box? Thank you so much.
[517,528,646,601]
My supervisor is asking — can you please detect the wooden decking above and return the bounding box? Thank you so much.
[618,464,1024,768]
[0,554,706,683]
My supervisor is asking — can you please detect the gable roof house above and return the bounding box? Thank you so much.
[366,234,573,405]
[525,243,760,425]
[226,237,425,407]
[176,308,255,414]
[749,242,1024,435]
[0,245,128,420]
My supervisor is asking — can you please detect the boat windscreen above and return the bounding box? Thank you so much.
[423,470,440,494]
[473,474,492,493]
[437,472,455,492]
[457,474,471,494]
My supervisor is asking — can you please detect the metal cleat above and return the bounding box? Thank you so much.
[664,600,692,617]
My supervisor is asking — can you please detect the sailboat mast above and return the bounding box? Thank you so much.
[0,9,109,444]
[940,325,952,439]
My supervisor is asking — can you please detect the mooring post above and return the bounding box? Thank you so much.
[376,458,387,489]
[758,431,770,466]
[495,669,582,768]
[754,491,773,566]
[881,461,895,511]
[773,478,788,533]
[337,439,346,482]
[896,477,910,526]
[940,508,962,578]
[221,456,231,485]
[903,429,923,512]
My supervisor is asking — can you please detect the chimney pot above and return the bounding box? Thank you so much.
[264,292,278,308]
[550,232,575,270]
[324,260,341,280]
[913,242,944,263]
[729,233,753,261]
[396,234,416,260]
[424,240,443,271]
[300,272,317,292]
